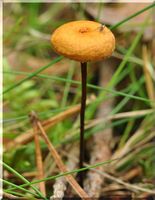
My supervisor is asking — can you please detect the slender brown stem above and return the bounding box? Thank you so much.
[79,62,87,187]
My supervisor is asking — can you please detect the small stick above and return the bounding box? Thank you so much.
[5,171,37,178]
[29,111,46,197]
[31,111,91,200]
[89,168,155,195]
[122,167,142,181]
[50,144,79,199]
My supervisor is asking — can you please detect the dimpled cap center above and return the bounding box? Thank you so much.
[79,27,90,33]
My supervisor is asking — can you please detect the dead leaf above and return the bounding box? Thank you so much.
[85,3,153,41]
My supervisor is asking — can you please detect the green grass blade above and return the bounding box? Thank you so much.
[8,158,119,190]
[119,119,135,148]
[3,106,71,124]
[3,190,30,198]
[3,179,39,198]
[2,162,47,200]
[3,56,63,95]
[86,15,150,118]
[109,19,148,88]
[110,3,155,30]
[61,65,74,107]
[111,77,144,115]
[96,1,104,22]
[3,70,153,104]
[3,80,140,124]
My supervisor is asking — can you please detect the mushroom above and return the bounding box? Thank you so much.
[51,20,115,187]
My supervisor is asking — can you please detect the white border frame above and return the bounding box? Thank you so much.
[2,0,155,3]
[0,1,2,199]
[1,1,154,199]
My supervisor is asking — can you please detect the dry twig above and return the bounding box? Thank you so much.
[4,171,37,179]
[50,144,79,199]
[88,109,154,127]
[6,97,94,151]
[112,118,154,162]
[32,112,91,200]
[3,192,26,199]
[122,167,142,181]
[89,168,155,195]
[29,111,46,196]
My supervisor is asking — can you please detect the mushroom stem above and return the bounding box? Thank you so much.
[79,62,87,187]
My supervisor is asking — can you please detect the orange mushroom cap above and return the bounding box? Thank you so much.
[51,20,115,62]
